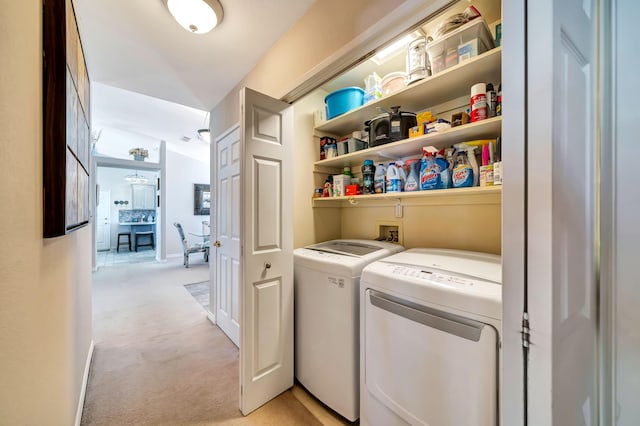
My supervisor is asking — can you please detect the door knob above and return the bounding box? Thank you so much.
[213,241,221,248]
[265,262,271,269]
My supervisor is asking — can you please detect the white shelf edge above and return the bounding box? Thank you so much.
[313,116,502,168]
[312,186,502,207]
[314,47,503,135]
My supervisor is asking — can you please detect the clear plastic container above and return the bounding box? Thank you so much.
[381,72,407,96]
[427,18,495,75]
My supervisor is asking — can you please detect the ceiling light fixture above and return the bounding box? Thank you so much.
[165,0,224,34]
[197,128,211,143]
[197,111,211,143]
[125,171,149,184]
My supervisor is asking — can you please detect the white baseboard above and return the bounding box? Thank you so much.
[75,340,95,426]
[207,311,216,325]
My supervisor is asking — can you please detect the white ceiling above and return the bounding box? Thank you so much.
[75,0,315,160]
[91,82,211,161]
[75,0,316,111]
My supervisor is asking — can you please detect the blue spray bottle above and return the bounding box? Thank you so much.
[420,146,441,190]
[452,150,474,188]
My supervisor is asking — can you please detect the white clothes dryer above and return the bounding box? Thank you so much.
[360,248,502,426]
[294,239,404,421]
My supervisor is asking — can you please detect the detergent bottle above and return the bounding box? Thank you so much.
[362,160,376,194]
[404,159,420,192]
[374,163,386,193]
[396,160,407,191]
[386,162,402,193]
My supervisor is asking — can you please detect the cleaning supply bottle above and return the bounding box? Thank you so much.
[493,137,502,185]
[486,83,497,118]
[396,160,406,191]
[386,162,402,193]
[362,160,376,194]
[445,147,456,176]
[479,143,494,186]
[455,145,478,186]
[470,83,487,122]
[374,163,386,193]
[343,166,352,177]
[452,151,474,188]
[435,149,451,189]
[419,147,441,190]
[467,146,479,186]
[496,84,502,116]
[404,159,420,191]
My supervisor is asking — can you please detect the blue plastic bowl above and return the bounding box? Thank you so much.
[325,87,365,119]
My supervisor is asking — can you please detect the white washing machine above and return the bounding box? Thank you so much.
[294,239,404,421]
[360,248,502,426]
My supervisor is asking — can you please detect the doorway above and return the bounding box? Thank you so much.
[95,165,160,268]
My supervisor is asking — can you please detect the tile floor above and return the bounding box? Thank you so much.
[96,248,156,268]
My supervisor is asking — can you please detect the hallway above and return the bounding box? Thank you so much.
[83,258,320,425]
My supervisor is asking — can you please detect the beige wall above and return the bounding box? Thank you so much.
[339,202,502,254]
[0,1,93,424]
[210,0,404,137]
[293,91,343,248]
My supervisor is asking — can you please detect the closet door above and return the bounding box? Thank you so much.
[239,88,294,415]
[527,0,598,424]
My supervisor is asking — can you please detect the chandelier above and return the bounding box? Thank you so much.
[124,171,149,184]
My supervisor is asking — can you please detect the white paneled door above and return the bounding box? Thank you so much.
[239,88,293,415]
[527,0,598,424]
[96,190,110,251]
[215,126,241,347]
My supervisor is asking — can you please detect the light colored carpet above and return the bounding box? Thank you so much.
[83,258,321,425]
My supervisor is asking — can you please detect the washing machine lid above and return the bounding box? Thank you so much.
[306,239,398,257]
[295,240,404,277]
[379,248,501,283]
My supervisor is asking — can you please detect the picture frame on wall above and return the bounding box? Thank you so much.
[194,184,211,216]
[43,0,91,237]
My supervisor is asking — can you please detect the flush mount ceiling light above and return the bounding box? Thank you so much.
[165,0,224,34]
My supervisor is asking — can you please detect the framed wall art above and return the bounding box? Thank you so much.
[43,0,91,237]
[194,184,211,216]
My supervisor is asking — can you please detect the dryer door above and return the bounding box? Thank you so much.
[363,290,498,426]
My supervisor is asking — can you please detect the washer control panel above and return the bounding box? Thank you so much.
[388,265,476,288]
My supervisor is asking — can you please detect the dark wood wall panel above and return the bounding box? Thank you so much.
[44,0,91,237]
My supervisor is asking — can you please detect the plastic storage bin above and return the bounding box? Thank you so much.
[427,18,495,75]
[325,87,365,120]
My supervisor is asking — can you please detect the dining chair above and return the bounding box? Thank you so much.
[173,222,209,268]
